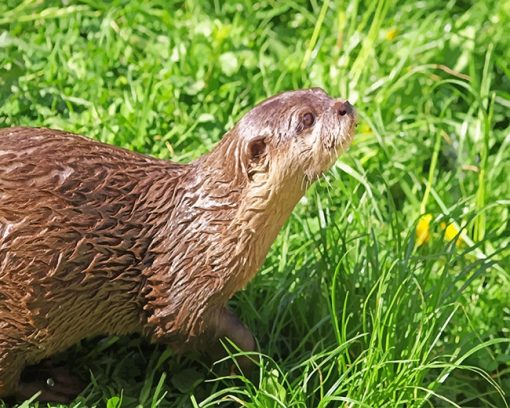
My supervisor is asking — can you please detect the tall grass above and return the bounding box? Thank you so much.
[0,0,509,406]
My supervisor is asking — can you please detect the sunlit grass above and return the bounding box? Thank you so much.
[0,0,509,407]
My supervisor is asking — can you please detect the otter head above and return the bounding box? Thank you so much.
[192,88,357,292]
[237,87,356,192]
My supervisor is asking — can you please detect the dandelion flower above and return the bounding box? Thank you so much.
[359,122,373,134]
[386,28,398,41]
[440,222,464,246]
[416,214,432,246]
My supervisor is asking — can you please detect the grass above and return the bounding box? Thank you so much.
[1,0,509,406]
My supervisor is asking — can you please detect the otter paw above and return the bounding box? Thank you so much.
[17,364,86,403]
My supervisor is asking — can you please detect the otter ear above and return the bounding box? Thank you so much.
[247,137,267,163]
[245,136,268,180]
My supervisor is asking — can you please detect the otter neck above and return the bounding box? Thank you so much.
[195,135,307,297]
[225,171,306,295]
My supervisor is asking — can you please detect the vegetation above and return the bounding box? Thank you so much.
[1,0,509,406]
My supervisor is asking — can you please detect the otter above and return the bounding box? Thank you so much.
[0,88,356,402]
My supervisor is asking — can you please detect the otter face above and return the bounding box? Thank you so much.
[239,88,356,187]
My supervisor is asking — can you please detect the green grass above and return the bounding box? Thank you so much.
[1,0,509,406]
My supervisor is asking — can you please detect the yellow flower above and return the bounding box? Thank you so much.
[416,214,433,246]
[440,222,464,246]
[386,28,398,41]
[359,122,373,134]
[213,22,232,45]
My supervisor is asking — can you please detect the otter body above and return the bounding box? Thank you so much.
[0,89,355,401]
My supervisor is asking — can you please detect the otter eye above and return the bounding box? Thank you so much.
[302,112,315,128]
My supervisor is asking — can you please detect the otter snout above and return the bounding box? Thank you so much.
[334,99,354,118]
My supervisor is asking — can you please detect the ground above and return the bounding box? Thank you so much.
[0,0,509,407]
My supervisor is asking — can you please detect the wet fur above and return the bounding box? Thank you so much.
[0,88,355,398]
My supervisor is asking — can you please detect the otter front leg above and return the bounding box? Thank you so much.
[215,308,256,353]
[208,308,257,372]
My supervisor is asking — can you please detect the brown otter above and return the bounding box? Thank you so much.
[0,88,356,402]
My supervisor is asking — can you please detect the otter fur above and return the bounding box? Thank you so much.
[0,88,356,401]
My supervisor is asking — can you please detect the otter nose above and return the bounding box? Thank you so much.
[334,100,353,117]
